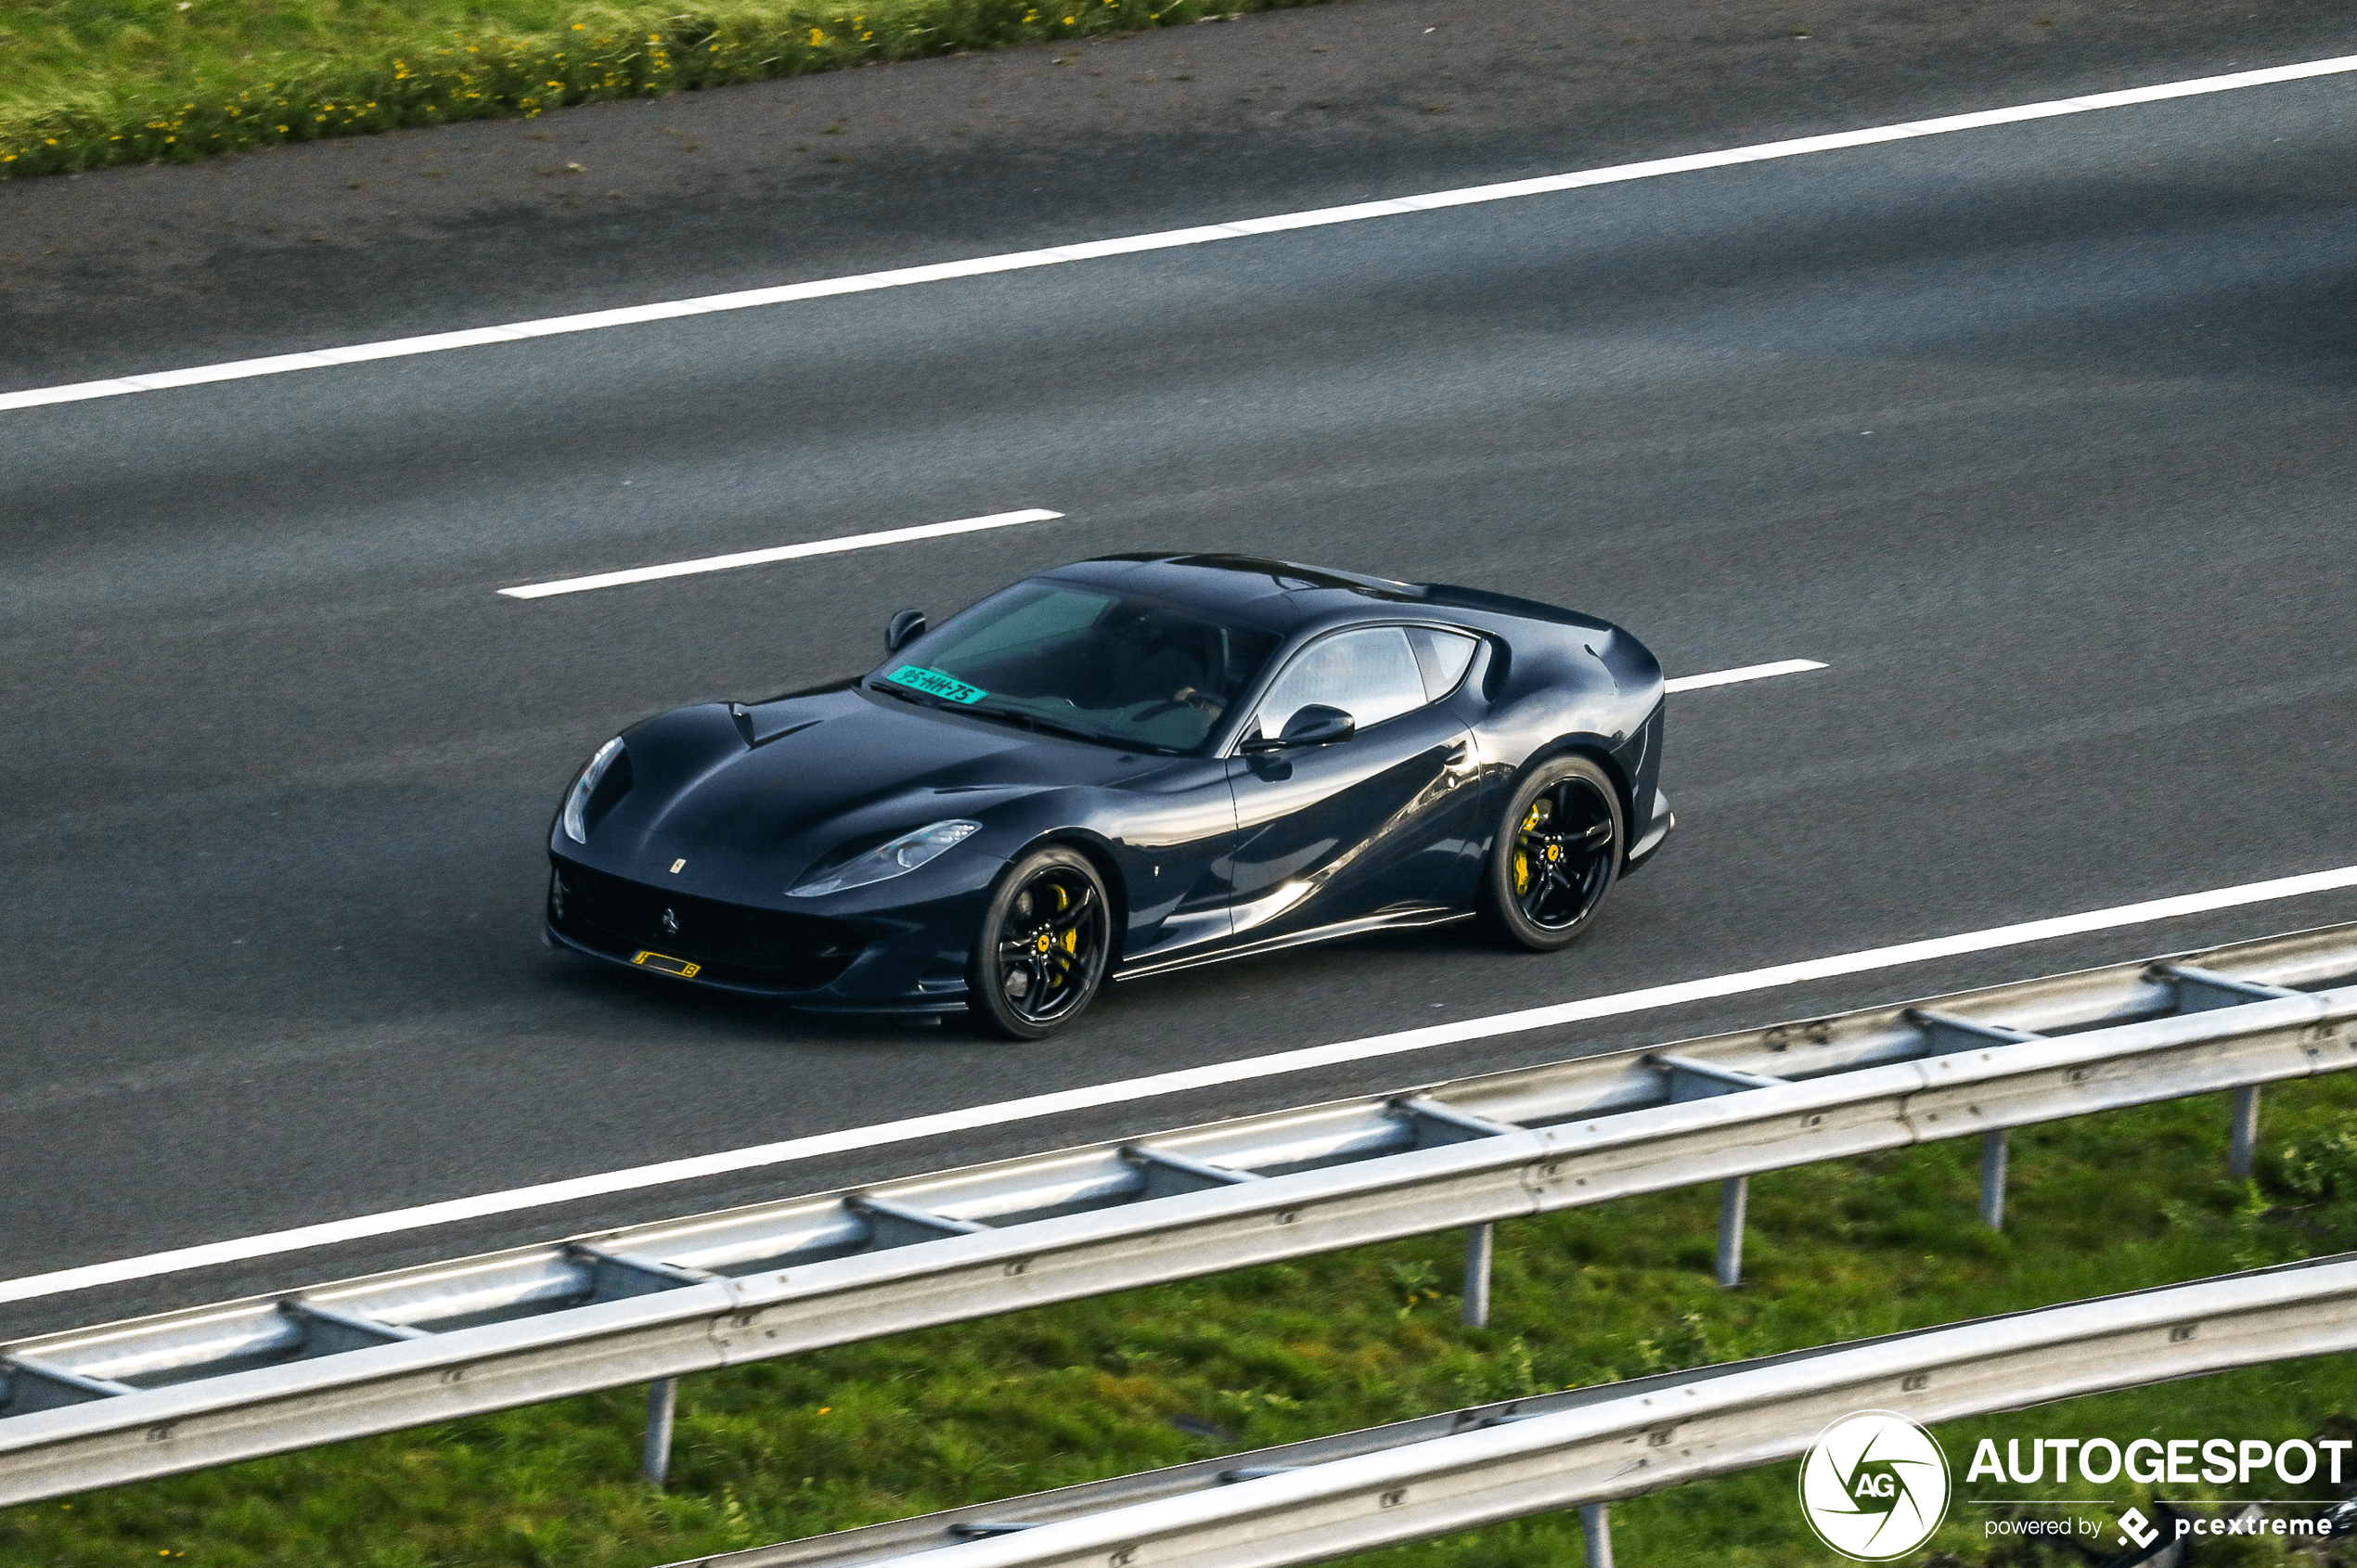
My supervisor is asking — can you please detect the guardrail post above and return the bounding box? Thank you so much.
[1582,1502,1614,1567]
[1978,1130,2009,1229]
[1716,1176,1748,1287]
[1462,1223,1493,1328]
[2230,1086,2260,1179]
[642,1378,677,1486]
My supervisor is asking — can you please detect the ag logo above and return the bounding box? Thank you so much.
[1797,1410,1951,1561]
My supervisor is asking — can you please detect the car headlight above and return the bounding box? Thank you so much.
[787,819,981,897]
[560,737,625,844]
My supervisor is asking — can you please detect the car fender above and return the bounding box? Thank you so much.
[1005,828,1132,962]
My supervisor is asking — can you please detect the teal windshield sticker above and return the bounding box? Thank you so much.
[887,665,987,705]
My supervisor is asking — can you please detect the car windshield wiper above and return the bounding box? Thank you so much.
[876,685,1173,752]
[868,678,957,713]
[968,703,1104,745]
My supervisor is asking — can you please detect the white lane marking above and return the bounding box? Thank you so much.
[6,55,2354,416]
[6,863,2356,1305]
[1665,659,1827,693]
[497,508,1065,598]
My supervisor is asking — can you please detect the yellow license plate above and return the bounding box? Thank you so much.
[632,950,702,978]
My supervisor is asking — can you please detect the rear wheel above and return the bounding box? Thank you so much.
[968,846,1113,1039]
[1477,754,1623,951]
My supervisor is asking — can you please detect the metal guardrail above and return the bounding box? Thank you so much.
[676,1253,2357,1568]
[5,922,2356,1505]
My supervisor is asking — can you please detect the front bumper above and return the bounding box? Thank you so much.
[545,858,985,1013]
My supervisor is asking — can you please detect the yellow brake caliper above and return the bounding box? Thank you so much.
[1042,887,1075,985]
[1514,803,1544,894]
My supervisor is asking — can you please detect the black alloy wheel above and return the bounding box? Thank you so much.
[969,846,1114,1039]
[1477,754,1623,951]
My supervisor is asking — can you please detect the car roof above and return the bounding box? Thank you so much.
[1047,553,1448,633]
[1039,553,1598,636]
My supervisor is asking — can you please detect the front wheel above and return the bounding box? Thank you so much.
[1476,754,1623,951]
[968,846,1114,1039]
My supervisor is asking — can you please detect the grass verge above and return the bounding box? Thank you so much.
[0,0,1325,179]
[6,1076,2357,1566]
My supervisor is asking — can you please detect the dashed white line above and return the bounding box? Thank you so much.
[1664,659,1827,693]
[497,508,1065,598]
[5,55,2354,416]
[6,860,2355,1306]
[499,514,1830,700]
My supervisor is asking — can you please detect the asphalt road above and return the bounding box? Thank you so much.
[6,7,2357,1343]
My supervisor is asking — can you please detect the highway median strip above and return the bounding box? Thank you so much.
[7,1024,2354,1562]
[0,0,1314,182]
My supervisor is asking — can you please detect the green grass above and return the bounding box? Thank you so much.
[8,1079,2357,1567]
[0,0,1325,177]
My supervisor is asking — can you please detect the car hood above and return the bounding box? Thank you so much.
[573,684,1141,888]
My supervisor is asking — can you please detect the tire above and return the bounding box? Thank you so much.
[967,845,1114,1039]
[1476,753,1624,951]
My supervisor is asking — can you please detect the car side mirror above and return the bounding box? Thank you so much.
[1282,705,1357,747]
[884,610,928,652]
[1243,703,1357,752]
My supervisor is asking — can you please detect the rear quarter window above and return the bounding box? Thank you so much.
[1406,626,1479,700]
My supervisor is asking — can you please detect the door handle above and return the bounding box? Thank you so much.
[1443,741,1470,766]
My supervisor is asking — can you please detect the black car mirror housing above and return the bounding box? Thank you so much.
[1243,703,1357,752]
[885,610,928,652]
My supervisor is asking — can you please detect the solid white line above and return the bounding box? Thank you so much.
[1665,659,1827,693]
[6,54,2354,416]
[496,508,1065,598]
[6,861,2356,1306]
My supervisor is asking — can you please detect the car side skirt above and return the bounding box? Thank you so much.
[1114,906,1475,983]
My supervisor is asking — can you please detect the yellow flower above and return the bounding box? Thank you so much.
[809,27,825,42]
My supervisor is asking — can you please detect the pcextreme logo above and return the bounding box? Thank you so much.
[1798,1410,1954,1561]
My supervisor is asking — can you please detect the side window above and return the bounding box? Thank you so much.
[1254,626,1428,738]
[1405,626,1479,699]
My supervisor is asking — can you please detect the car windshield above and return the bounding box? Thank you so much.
[869,582,1280,752]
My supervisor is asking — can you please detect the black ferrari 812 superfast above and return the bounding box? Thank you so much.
[546,554,1672,1037]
